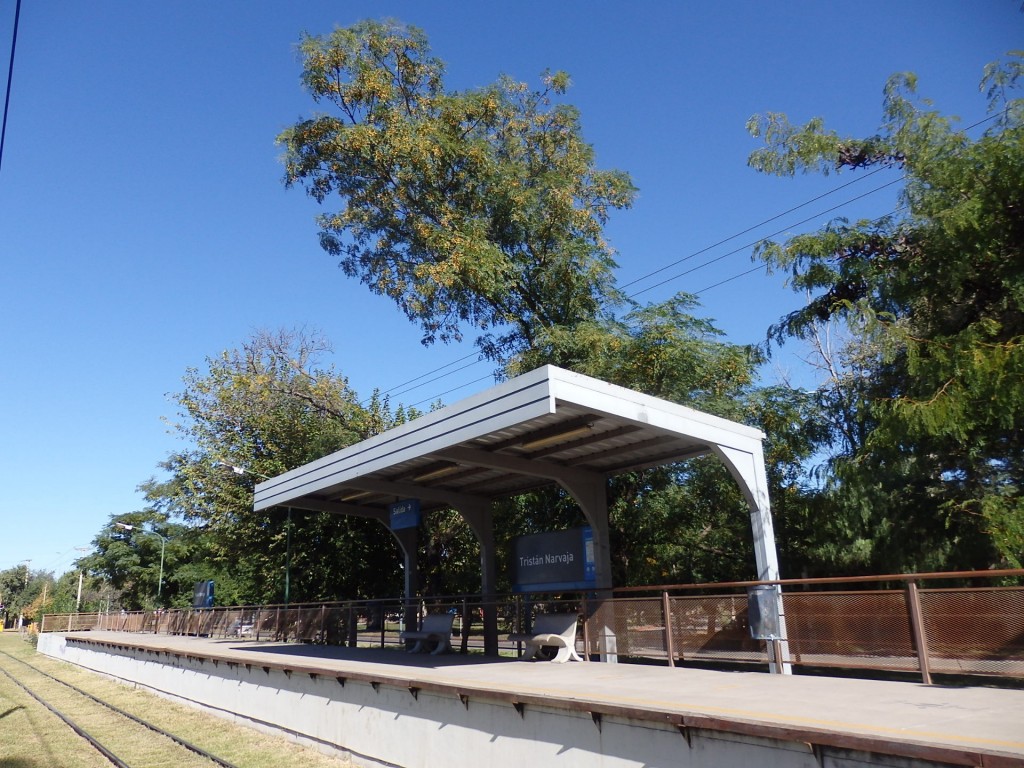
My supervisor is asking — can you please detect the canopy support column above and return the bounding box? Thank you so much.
[716,444,791,674]
[558,475,616,662]
[390,526,420,634]
[456,502,498,656]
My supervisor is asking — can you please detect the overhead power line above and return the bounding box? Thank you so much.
[408,374,495,409]
[0,0,22,175]
[359,350,483,407]
[361,181,907,408]
[388,356,486,401]
[691,202,910,297]
[351,178,899,407]
[626,176,904,300]
[631,110,1004,302]
[620,166,890,291]
[621,109,1003,297]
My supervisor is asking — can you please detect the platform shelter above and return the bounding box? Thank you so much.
[253,365,782,660]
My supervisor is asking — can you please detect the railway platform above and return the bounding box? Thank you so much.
[37,630,1024,768]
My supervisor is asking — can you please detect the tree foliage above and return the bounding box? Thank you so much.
[0,565,34,624]
[748,55,1024,569]
[79,511,193,610]
[279,20,636,361]
[127,328,411,604]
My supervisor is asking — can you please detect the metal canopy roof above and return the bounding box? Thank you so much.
[254,365,767,517]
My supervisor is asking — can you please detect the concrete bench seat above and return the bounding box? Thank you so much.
[508,612,583,663]
[400,613,455,655]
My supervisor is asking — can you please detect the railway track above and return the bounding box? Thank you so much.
[0,648,241,768]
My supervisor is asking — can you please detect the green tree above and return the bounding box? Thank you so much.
[278,20,636,362]
[81,512,189,610]
[0,566,58,627]
[138,328,407,604]
[0,565,30,626]
[747,55,1024,570]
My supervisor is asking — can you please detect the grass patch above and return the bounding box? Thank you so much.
[0,631,356,767]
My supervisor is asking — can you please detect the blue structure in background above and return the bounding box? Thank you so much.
[192,580,214,608]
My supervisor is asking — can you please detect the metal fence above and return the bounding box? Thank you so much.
[607,570,1024,682]
[41,570,1024,683]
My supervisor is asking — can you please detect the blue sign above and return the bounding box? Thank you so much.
[192,580,214,608]
[512,526,597,592]
[582,527,596,583]
[389,499,422,530]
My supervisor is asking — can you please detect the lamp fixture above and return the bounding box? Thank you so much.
[519,424,593,451]
[412,464,461,482]
[214,461,271,480]
[340,490,373,502]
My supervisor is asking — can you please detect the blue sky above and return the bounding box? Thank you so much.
[1,1,1018,577]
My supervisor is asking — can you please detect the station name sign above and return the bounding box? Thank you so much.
[389,499,422,530]
[512,526,596,592]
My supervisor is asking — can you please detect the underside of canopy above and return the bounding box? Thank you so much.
[254,365,771,523]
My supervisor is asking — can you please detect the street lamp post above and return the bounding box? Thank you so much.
[116,523,168,600]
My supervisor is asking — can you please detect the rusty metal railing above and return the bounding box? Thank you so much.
[606,569,1024,682]
[41,570,1024,683]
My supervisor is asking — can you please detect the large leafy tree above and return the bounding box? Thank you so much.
[136,328,407,604]
[747,55,1024,569]
[80,511,189,610]
[278,20,636,361]
[0,565,34,625]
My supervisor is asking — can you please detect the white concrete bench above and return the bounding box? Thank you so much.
[508,612,583,663]
[400,613,455,655]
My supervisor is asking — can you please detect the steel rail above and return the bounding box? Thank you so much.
[0,650,241,768]
[0,662,130,768]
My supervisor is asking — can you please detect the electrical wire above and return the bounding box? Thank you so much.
[387,356,485,400]
[621,110,1002,297]
[619,165,891,291]
[358,350,483,407]
[626,176,905,300]
[408,374,495,409]
[0,0,22,175]
[690,203,910,297]
[353,175,903,406]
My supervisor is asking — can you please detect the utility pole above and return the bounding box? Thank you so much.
[72,546,89,612]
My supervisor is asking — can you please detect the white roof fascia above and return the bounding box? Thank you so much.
[546,367,765,454]
[254,366,556,511]
[254,365,769,512]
